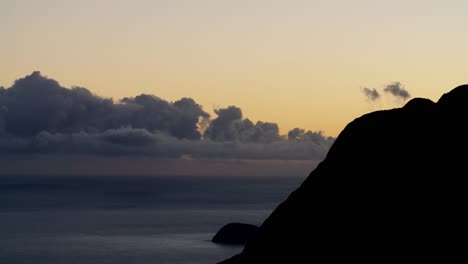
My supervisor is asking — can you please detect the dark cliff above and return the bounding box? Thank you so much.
[220,85,468,263]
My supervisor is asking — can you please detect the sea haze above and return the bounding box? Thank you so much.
[0,174,305,264]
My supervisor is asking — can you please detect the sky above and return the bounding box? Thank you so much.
[1,0,468,175]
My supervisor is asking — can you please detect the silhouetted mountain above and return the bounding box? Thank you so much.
[219,85,468,263]
[212,223,259,245]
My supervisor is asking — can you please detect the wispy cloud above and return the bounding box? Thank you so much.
[383,82,411,101]
[362,82,411,104]
[361,87,380,101]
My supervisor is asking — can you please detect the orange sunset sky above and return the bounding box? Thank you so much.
[2,0,468,138]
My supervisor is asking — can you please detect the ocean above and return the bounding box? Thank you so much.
[0,174,305,264]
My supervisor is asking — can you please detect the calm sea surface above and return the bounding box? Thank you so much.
[0,175,305,264]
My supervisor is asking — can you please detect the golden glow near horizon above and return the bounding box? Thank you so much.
[2,0,468,137]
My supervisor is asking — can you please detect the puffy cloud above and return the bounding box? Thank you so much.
[117,95,209,140]
[204,106,282,143]
[362,87,380,101]
[203,106,243,141]
[383,82,411,100]
[0,71,208,140]
[362,82,412,105]
[0,72,334,160]
[288,128,332,144]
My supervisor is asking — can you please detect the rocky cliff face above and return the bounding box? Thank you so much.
[220,85,468,263]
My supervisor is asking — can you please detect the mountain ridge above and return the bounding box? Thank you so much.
[219,85,468,263]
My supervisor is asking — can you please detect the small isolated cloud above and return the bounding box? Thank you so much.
[361,82,412,106]
[383,82,411,101]
[362,87,380,101]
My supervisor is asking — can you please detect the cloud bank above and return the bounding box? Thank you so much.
[0,72,334,160]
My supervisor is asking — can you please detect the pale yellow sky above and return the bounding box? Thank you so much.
[1,0,468,137]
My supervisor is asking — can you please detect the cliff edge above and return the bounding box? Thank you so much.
[219,85,468,262]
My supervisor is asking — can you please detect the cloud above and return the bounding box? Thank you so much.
[362,87,380,101]
[0,71,209,139]
[287,128,329,144]
[0,72,334,160]
[204,106,243,141]
[204,106,282,143]
[383,82,411,100]
[1,128,333,160]
[361,82,412,106]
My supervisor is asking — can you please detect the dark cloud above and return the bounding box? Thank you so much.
[100,127,156,146]
[0,72,334,160]
[362,87,380,101]
[362,82,411,105]
[17,125,331,160]
[204,106,282,143]
[118,95,209,140]
[0,71,208,139]
[383,82,411,100]
[204,106,243,141]
[0,128,332,160]
[287,128,331,144]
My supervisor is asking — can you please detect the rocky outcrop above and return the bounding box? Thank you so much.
[212,223,259,245]
[219,85,468,262]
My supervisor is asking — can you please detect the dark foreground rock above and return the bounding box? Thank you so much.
[219,85,468,263]
[212,223,259,245]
